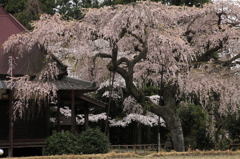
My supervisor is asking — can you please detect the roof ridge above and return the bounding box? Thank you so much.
[8,13,27,31]
[0,5,27,31]
[0,5,7,15]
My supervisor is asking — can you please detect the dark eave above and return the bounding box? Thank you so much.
[78,94,106,108]
[0,76,98,91]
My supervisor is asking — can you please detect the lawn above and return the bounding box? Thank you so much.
[142,155,240,159]
[2,151,240,159]
[3,155,240,159]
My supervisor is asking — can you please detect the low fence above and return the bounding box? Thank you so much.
[110,144,165,154]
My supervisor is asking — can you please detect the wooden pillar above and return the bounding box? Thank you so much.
[46,103,50,137]
[42,146,45,156]
[71,90,76,134]
[147,126,151,144]
[137,123,142,144]
[84,105,89,131]
[9,90,13,157]
[57,92,60,132]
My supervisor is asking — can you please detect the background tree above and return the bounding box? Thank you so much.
[3,1,240,151]
[0,0,56,30]
[226,112,240,146]
[1,0,27,14]
[13,0,43,30]
[100,0,211,6]
[55,0,81,20]
[55,0,99,20]
[166,0,211,6]
[39,0,56,15]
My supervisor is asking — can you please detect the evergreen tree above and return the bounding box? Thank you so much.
[101,0,211,6]
[0,0,56,30]
[13,0,42,30]
[1,0,27,14]
[165,0,211,6]
[55,0,97,20]
[39,0,56,15]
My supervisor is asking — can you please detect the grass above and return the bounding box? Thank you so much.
[3,150,240,159]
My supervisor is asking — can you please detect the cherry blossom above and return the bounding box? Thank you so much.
[4,1,240,151]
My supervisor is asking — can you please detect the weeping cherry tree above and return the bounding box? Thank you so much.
[3,1,240,151]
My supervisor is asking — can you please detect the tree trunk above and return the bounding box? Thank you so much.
[110,55,185,151]
[163,84,185,152]
[169,117,184,152]
[150,105,185,152]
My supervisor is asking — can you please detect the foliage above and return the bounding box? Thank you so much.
[39,0,56,15]
[45,131,77,155]
[55,0,100,20]
[176,103,214,150]
[141,85,159,96]
[226,113,240,142]
[2,0,27,14]
[55,0,82,20]
[45,128,109,155]
[165,0,211,6]
[14,0,42,30]
[77,128,110,154]
[101,0,211,6]
[1,0,56,30]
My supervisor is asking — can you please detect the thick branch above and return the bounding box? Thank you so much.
[133,41,148,65]
[216,54,240,66]
[216,12,227,30]
[183,15,200,43]
[128,30,144,44]
[91,53,112,75]
[196,41,223,62]
[117,57,131,66]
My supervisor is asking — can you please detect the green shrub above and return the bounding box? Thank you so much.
[77,128,110,154]
[45,131,77,155]
[177,102,214,150]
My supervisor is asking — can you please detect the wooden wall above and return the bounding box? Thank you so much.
[0,100,9,140]
[0,100,48,141]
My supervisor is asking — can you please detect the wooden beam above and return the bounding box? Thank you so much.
[71,90,76,135]
[57,92,60,132]
[78,95,106,108]
[64,101,85,105]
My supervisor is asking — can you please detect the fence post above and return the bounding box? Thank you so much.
[144,145,146,155]
[157,133,160,153]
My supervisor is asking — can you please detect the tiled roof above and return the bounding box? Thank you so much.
[0,76,97,91]
[54,76,97,90]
